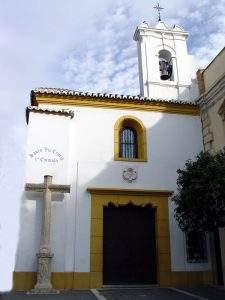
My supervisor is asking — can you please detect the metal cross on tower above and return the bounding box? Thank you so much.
[153,3,164,22]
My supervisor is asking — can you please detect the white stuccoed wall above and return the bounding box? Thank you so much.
[15,112,72,271]
[15,104,212,274]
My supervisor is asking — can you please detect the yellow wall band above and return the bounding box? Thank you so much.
[13,271,214,290]
[33,95,200,116]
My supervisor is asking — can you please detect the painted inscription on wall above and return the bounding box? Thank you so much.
[29,147,64,163]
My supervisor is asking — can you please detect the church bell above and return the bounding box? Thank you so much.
[159,59,173,80]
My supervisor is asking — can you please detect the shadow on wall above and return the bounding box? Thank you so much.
[13,110,209,290]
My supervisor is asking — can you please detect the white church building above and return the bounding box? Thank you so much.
[14,20,215,290]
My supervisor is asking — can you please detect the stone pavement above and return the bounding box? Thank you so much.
[1,286,225,300]
[97,286,225,299]
[174,286,225,300]
[98,287,195,299]
[0,290,95,300]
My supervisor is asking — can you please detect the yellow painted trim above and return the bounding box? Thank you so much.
[13,272,36,290]
[114,115,147,162]
[13,270,215,290]
[13,272,91,290]
[33,95,200,116]
[89,191,171,287]
[87,187,173,197]
[114,157,147,162]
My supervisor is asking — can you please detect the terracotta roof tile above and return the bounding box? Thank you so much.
[26,105,74,124]
[31,87,197,107]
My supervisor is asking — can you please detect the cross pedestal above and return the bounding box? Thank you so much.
[25,175,70,294]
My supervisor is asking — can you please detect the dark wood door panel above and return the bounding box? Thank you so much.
[103,203,157,285]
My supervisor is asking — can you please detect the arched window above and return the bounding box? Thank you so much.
[114,116,147,161]
[159,49,174,81]
[119,127,138,159]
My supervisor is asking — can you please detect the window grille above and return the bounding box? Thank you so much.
[119,127,138,159]
[186,231,207,263]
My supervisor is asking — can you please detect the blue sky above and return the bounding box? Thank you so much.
[0,0,225,290]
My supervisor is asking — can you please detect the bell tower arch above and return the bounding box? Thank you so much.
[134,21,197,102]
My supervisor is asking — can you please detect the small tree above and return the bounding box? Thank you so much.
[172,149,225,284]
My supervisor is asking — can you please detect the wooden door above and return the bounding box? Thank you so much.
[103,203,157,285]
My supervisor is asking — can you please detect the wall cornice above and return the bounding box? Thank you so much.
[87,187,173,197]
[31,89,200,116]
[133,27,188,42]
[26,106,74,124]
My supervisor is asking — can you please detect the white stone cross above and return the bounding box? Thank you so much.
[25,175,70,294]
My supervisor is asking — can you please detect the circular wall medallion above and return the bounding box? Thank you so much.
[123,168,138,183]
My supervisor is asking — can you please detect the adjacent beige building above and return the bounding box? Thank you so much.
[197,47,225,152]
[196,47,225,284]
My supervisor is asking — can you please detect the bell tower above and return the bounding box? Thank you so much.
[133,19,197,102]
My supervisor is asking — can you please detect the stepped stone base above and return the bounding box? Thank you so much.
[27,288,59,294]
